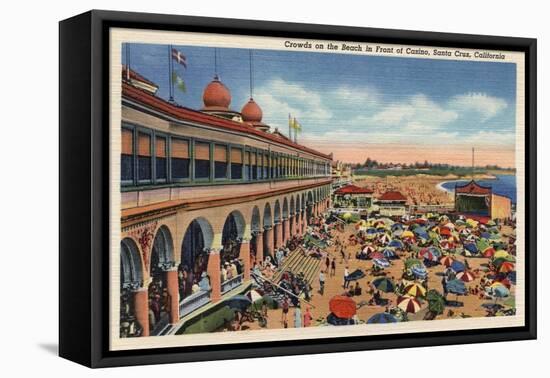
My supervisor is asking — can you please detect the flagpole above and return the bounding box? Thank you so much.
[288,113,292,141]
[168,45,174,102]
[125,44,131,81]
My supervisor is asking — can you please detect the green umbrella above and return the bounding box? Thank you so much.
[372,277,396,293]
[405,258,423,269]
[426,289,445,316]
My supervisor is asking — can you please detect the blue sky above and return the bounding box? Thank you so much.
[123,43,517,166]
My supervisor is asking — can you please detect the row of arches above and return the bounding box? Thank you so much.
[119,185,331,337]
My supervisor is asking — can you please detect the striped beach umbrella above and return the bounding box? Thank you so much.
[373,258,391,269]
[419,248,438,262]
[403,283,427,298]
[397,296,421,314]
[482,247,496,258]
[456,271,475,283]
[440,255,455,267]
[368,251,384,260]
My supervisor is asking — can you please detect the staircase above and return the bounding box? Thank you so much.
[272,248,322,285]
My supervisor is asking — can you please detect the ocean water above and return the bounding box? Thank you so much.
[441,175,517,204]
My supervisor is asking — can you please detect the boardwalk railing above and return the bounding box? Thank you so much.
[221,274,243,295]
[179,289,211,319]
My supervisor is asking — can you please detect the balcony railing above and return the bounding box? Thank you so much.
[179,289,211,319]
[221,274,243,295]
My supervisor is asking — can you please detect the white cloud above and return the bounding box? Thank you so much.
[448,93,507,121]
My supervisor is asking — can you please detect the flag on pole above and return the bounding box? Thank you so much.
[292,117,302,132]
[171,48,187,67]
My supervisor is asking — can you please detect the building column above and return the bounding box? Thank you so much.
[134,288,149,337]
[264,227,274,258]
[302,211,308,233]
[275,222,283,249]
[165,268,179,324]
[255,231,264,264]
[207,248,221,302]
[283,218,290,244]
[290,216,295,238]
[239,238,251,281]
[295,213,301,235]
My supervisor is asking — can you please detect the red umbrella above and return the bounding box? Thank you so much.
[440,227,452,237]
[329,296,357,319]
[483,247,495,258]
[419,248,437,262]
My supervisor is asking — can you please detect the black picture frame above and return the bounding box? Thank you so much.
[59,9,537,368]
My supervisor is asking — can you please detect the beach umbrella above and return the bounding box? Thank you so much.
[366,227,377,235]
[373,258,391,269]
[464,243,479,255]
[440,255,455,267]
[401,230,414,239]
[389,239,404,249]
[382,248,397,259]
[466,218,479,228]
[426,289,446,316]
[363,245,376,254]
[411,265,428,279]
[494,277,512,289]
[378,234,391,244]
[329,295,357,319]
[372,277,395,293]
[440,227,452,237]
[450,260,466,273]
[414,227,429,240]
[397,296,421,314]
[446,279,467,295]
[488,283,510,300]
[419,248,438,262]
[224,295,252,311]
[405,258,424,269]
[494,250,510,259]
[498,261,515,273]
[483,247,496,258]
[391,223,404,232]
[367,312,398,324]
[456,271,476,283]
[368,251,384,260]
[403,283,427,298]
[477,238,491,252]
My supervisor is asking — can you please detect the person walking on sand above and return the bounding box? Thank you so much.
[343,266,350,288]
[303,306,312,327]
[281,296,289,324]
[294,305,302,328]
[319,270,326,295]
[331,258,336,277]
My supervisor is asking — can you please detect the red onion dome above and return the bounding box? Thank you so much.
[241,98,263,123]
[202,75,231,109]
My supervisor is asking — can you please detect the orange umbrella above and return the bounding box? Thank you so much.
[498,261,515,273]
[329,295,357,319]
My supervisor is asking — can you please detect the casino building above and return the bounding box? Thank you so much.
[119,68,333,337]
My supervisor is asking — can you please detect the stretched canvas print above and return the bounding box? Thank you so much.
[109,27,527,352]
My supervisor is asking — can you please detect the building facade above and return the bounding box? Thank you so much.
[118,70,333,337]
